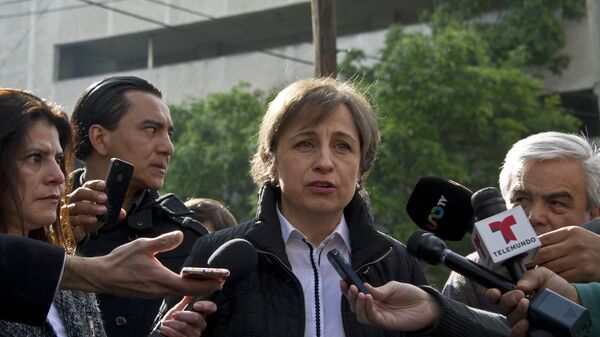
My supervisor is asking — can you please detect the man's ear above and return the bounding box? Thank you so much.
[88,124,109,156]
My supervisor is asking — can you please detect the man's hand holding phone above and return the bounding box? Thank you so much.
[97,158,134,225]
[64,158,133,242]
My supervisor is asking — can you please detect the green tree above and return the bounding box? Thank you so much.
[163,83,266,222]
[371,25,579,234]
[164,1,585,288]
[429,0,586,74]
[341,24,581,287]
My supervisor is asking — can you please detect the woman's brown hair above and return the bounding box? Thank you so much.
[0,89,76,253]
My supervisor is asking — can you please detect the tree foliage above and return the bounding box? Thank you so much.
[428,0,586,74]
[163,84,266,222]
[347,25,581,244]
[338,0,585,285]
[163,1,585,287]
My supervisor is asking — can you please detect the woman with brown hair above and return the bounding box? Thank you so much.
[163,78,428,337]
[0,89,208,337]
[0,88,104,336]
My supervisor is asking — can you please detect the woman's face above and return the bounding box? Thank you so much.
[3,119,65,235]
[275,104,361,224]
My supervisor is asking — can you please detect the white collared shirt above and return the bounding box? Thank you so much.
[278,205,351,337]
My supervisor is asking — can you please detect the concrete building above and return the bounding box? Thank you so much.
[0,0,430,112]
[540,0,600,136]
[0,0,599,134]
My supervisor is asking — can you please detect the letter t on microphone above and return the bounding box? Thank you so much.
[471,206,541,270]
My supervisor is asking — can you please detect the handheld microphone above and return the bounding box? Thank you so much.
[470,187,540,280]
[205,238,258,284]
[405,176,474,241]
[151,238,258,335]
[407,230,516,292]
[407,230,590,337]
[184,238,257,309]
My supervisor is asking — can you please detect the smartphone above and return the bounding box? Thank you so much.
[97,158,134,225]
[327,248,369,294]
[181,267,230,283]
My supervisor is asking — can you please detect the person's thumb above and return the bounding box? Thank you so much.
[164,296,192,320]
[175,296,192,310]
[148,230,184,255]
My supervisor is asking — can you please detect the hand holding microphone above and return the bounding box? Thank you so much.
[485,267,583,337]
[152,238,258,336]
[407,229,590,337]
[406,177,590,337]
[183,238,258,307]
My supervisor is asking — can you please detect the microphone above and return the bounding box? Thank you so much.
[407,230,516,292]
[206,238,258,285]
[470,187,540,280]
[185,239,257,310]
[153,238,258,329]
[405,176,474,241]
[407,230,591,337]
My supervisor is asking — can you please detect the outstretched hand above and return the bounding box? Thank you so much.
[341,280,440,331]
[62,230,223,298]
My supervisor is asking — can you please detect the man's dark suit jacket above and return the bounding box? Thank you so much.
[0,234,64,325]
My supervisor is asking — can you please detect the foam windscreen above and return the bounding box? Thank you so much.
[471,187,506,221]
[406,176,473,241]
[208,238,258,285]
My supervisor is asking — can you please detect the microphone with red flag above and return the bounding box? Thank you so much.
[406,180,590,336]
[470,187,540,279]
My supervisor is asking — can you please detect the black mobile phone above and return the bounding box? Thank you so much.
[327,248,369,294]
[97,158,134,225]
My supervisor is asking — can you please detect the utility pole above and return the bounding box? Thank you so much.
[311,0,337,78]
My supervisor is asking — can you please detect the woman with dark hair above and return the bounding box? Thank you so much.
[0,88,103,336]
[0,89,207,337]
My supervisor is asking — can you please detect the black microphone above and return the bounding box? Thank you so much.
[407,230,590,337]
[407,230,516,293]
[405,176,474,240]
[186,238,257,308]
[151,238,258,335]
[206,238,258,285]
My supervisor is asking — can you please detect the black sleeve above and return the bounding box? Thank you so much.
[419,286,510,337]
[0,234,65,326]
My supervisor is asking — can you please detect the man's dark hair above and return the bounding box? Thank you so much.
[71,76,163,160]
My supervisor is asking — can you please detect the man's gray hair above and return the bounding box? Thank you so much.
[499,131,600,211]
